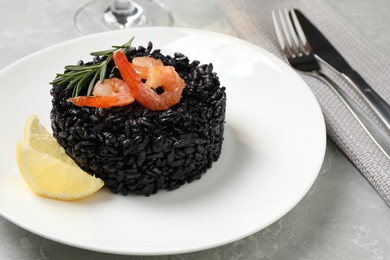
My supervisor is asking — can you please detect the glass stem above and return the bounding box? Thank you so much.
[111,0,137,16]
[104,0,144,27]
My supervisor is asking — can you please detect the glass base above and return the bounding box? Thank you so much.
[75,0,173,35]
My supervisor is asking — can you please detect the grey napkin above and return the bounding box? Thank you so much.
[220,0,390,206]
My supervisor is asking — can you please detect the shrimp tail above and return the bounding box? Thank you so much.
[67,95,134,108]
[113,51,142,89]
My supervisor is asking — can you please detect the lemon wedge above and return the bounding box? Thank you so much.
[16,115,104,200]
[23,114,75,165]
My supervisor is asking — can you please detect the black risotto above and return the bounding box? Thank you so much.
[50,42,226,196]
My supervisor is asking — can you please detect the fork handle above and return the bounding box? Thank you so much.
[342,70,390,131]
[315,71,390,159]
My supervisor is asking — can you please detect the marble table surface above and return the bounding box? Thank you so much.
[1,0,389,259]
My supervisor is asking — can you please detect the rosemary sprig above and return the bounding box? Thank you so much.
[50,36,134,97]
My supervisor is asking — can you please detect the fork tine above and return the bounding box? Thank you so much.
[277,9,295,55]
[273,9,305,59]
[272,9,320,72]
[271,11,286,54]
[283,9,300,53]
[290,9,313,55]
[272,9,296,59]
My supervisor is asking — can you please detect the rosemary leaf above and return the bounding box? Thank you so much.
[52,36,134,98]
[87,72,99,96]
[111,45,126,48]
[72,84,77,97]
[50,78,68,85]
[67,73,85,89]
[65,64,101,71]
[56,70,91,77]
[90,49,116,56]
[99,62,107,84]
[74,70,95,97]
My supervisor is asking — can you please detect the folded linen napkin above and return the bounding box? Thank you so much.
[220,0,390,206]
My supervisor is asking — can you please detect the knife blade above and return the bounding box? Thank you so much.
[294,9,390,132]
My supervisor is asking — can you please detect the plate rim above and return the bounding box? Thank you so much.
[0,26,326,255]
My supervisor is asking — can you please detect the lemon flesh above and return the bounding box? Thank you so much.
[16,115,104,200]
[23,114,75,165]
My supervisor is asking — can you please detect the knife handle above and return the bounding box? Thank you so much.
[342,70,390,131]
[316,71,390,159]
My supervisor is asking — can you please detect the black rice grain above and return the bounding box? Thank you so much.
[50,42,226,196]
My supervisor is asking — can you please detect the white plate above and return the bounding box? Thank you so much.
[0,27,326,255]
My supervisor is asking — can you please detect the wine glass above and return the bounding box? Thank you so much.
[75,0,173,35]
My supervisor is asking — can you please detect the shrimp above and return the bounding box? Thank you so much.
[130,56,163,79]
[67,78,134,108]
[113,50,186,111]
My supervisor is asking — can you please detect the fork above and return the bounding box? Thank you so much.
[272,8,390,159]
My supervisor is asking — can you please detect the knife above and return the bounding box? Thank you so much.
[294,9,390,132]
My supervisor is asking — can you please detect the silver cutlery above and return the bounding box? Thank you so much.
[272,8,390,159]
[293,9,390,132]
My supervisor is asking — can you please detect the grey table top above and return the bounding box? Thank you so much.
[1,0,389,259]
